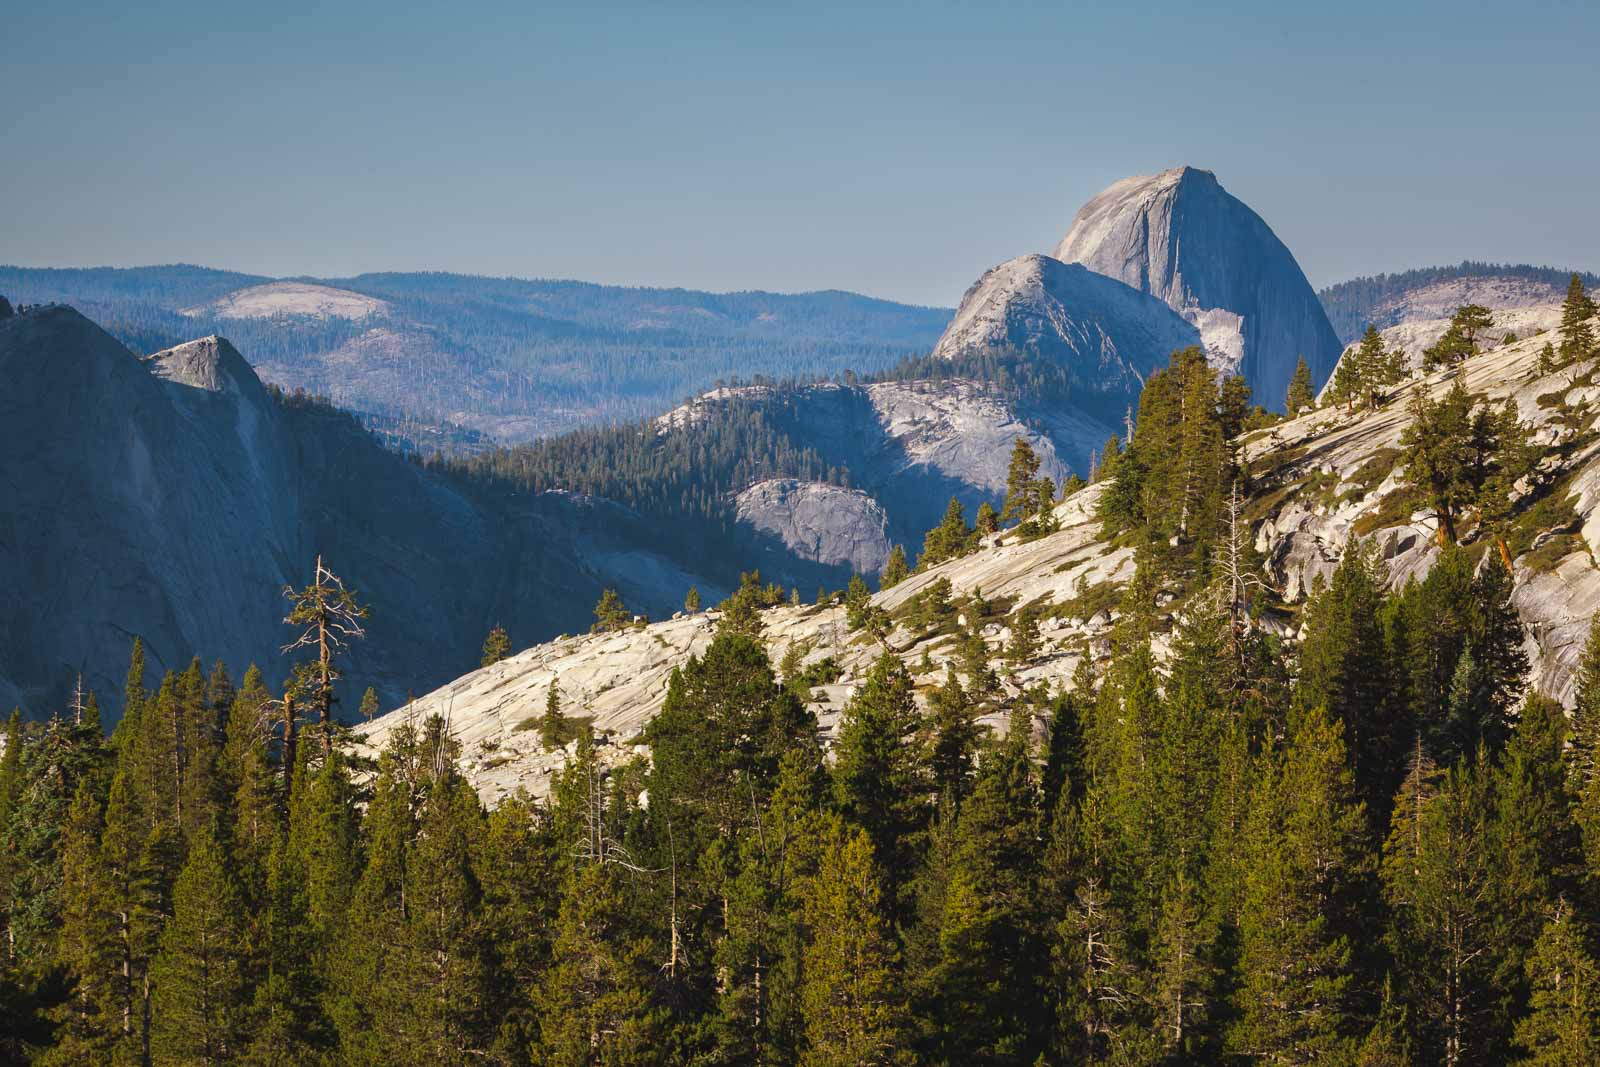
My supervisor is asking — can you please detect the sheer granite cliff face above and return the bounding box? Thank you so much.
[735,479,891,575]
[0,308,722,716]
[1053,166,1344,406]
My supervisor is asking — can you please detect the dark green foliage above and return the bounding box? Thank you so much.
[1286,355,1316,412]
[481,624,512,667]
[919,496,976,568]
[591,587,633,633]
[1422,305,1495,372]
[1558,273,1597,364]
[878,545,909,590]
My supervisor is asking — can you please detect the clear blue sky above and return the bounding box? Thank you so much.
[4,0,1596,307]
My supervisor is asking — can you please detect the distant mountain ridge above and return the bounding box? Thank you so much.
[0,264,952,444]
[1318,261,1600,344]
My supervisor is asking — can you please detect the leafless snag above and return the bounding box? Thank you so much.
[281,554,369,757]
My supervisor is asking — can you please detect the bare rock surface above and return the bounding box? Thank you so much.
[735,479,892,574]
[1054,166,1344,402]
[367,320,1600,804]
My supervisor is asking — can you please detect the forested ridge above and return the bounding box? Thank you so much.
[0,266,949,441]
[6,330,1600,1065]
[1318,261,1600,343]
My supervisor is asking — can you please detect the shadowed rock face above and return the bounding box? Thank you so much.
[1054,166,1343,407]
[931,254,1201,421]
[0,307,749,718]
[735,479,891,575]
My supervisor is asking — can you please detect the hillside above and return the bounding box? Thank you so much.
[0,305,886,716]
[1319,261,1600,344]
[0,265,952,443]
[361,318,1600,803]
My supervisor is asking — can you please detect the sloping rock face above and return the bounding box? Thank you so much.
[664,377,1080,558]
[0,308,734,717]
[366,321,1600,804]
[1318,273,1575,396]
[930,255,1200,416]
[1054,166,1344,405]
[735,479,891,575]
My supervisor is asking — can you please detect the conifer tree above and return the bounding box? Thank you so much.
[541,676,566,746]
[1002,436,1043,527]
[920,497,973,567]
[590,587,632,633]
[924,666,980,807]
[45,782,117,1063]
[357,686,379,722]
[1297,539,1403,823]
[1286,355,1316,412]
[1570,615,1600,791]
[1512,898,1600,1065]
[480,624,512,667]
[281,556,369,754]
[1382,753,1496,1066]
[150,824,249,1065]
[684,584,701,613]
[393,773,492,1061]
[878,545,909,590]
[929,711,1047,1063]
[1557,272,1596,364]
[831,653,927,920]
[1230,705,1368,1063]
[535,861,658,1065]
[798,821,908,1066]
[974,500,1000,536]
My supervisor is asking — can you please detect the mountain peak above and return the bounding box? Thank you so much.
[144,335,263,398]
[1052,167,1342,405]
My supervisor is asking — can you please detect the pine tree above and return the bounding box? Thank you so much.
[1230,705,1368,1063]
[1570,615,1600,790]
[1002,437,1043,527]
[1005,606,1040,665]
[357,686,379,722]
[1512,898,1600,1065]
[590,587,632,633]
[684,584,702,613]
[831,653,927,921]
[1423,305,1494,371]
[974,500,1000,536]
[45,781,118,1063]
[1297,538,1403,823]
[281,556,369,754]
[480,624,512,667]
[1286,356,1316,412]
[540,676,566,747]
[392,774,492,1060]
[798,821,908,1066]
[1557,273,1596,364]
[924,666,980,807]
[1382,753,1496,1066]
[920,497,973,567]
[929,712,1047,1063]
[534,862,658,1065]
[1487,694,1581,1054]
[879,545,909,590]
[150,824,249,1065]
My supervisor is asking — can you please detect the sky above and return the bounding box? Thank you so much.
[3,0,1597,307]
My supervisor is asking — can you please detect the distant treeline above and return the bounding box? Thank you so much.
[1319,260,1600,343]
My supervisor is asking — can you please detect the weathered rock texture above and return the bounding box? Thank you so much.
[1054,166,1344,405]
[0,307,741,716]
[364,320,1600,803]
[735,479,891,575]
[931,254,1200,408]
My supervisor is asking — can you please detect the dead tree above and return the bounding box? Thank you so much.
[281,555,368,757]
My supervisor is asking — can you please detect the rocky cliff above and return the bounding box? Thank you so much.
[930,254,1200,412]
[0,307,761,717]
[1053,166,1344,404]
[361,320,1600,803]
